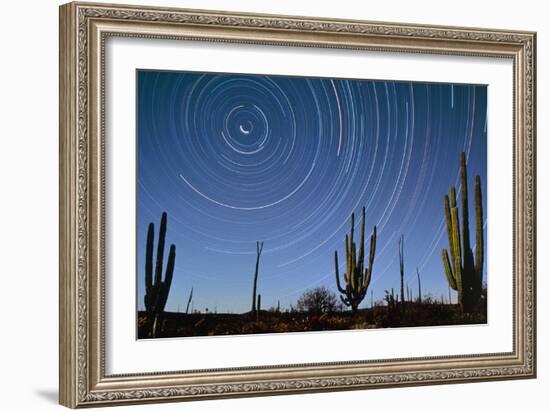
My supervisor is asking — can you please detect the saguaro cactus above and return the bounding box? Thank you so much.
[441,152,484,313]
[334,207,376,313]
[144,212,176,337]
[251,241,264,313]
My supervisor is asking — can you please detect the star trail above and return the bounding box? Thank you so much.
[136,70,487,314]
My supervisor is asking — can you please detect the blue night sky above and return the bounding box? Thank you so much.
[136,70,487,314]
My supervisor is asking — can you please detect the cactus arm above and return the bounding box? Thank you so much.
[454,255,464,303]
[346,242,352,287]
[370,226,377,265]
[356,209,366,291]
[446,189,457,290]
[144,223,154,312]
[442,249,457,290]
[164,244,176,292]
[444,195,454,254]
[345,234,349,261]
[460,153,472,256]
[364,226,376,290]
[450,185,457,208]
[364,266,372,291]
[350,242,357,290]
[334,251,346,294]
[451,229,463,300]
[154,244,176,313]
[358,207,365,272]
[154,212,167,289]
[450,206,462,280]
[349,212,355,253]
[474,175,484,275]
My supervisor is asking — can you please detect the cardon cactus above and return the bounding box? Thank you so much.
[334,207,376,313]
[441,152,484,313]
[144,212,176,336]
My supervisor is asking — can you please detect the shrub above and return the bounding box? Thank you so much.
[296,287,340,314]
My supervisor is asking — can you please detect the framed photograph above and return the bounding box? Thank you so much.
[59,1,536,407]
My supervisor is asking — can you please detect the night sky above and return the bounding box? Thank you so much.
[136,70,487,314]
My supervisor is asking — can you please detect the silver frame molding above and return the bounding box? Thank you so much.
[59,2,536,408]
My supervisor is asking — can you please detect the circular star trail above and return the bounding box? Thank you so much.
[137,71,487,313]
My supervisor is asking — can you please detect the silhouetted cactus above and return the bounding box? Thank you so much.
[398,235,405,306]
[185,287,193,314]
[384,288,397,309]
[251,241,264,313]
[416,267,422,303]
[334,207,376,313]
[441,152,484,313]
[144,212,176,337]
[256,294,262,321]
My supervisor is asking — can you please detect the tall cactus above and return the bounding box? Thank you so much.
[416,267,422,303]
[441,152,484,313]
[398,235,405,305]
[144,212,176,337]
[185,287,193,314]
[334,207,376,313]
[251,241,264,313]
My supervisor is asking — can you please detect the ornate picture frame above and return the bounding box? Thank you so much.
[59,1,536,407]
